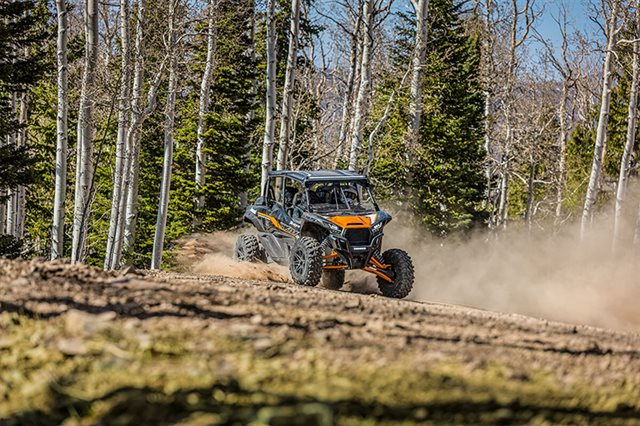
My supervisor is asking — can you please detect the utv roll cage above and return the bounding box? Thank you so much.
[262,170,381,212]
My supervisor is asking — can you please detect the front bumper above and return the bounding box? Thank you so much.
[324,232,383,269]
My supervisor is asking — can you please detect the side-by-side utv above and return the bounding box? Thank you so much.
[234,170,414,299]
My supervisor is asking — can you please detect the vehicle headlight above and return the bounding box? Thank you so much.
[328,222,341,233]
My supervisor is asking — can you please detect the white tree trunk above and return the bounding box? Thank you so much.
[15,92,28,239]
[0,190,5,234]
[105,0,132,269]
[406,0,430,149]
[555,81,569,223]
[51,0,69,259]
[613,5,640,249]
[348,0,373,172]
[334,5,362,169]
[276,0,301,171]
[6,189,16,237]
[195,0,217,210]
[363,69,410,175]
[116,0,165,266]
[151,0,179,270]
[72,0,99,263]
[261,0,277,193]
[5,93,18,237]
[580,0,619,239]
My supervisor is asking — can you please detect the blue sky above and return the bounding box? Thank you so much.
[534,0,601,52]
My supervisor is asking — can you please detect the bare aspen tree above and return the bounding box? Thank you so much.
[261,0,277,192]
[364,68,411,175]
[72,0,99,263]
[334,0,363,168]
[406,0,430,150]
[105,0,132,269]
[109,0,166,267]
[120,61,166,261]
[151,0,179,270]
[195,0,217,211]
[494,0,535,227]
[0,191,5,234]
[535,8,576,225]
[348,0,373,171]
[613,3,640,248]
[581,0,620,239]
[51,0,69,259]
[15,92,28,239]
[553,23,572,225]
[5,94,17,236]
[276,0,301,171]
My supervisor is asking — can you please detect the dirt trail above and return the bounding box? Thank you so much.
[175,227,640,331]
[1,258,640,425]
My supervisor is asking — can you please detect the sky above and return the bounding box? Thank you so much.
[533,0,601,54]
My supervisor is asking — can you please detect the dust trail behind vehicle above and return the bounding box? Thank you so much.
[177,215,640,331]
[383,218,640,331]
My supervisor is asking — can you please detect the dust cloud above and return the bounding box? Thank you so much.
[383,217,640,331]
[177,217,640,331]
[176,232,291,283]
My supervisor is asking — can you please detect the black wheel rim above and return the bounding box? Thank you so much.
[292,247,306,276]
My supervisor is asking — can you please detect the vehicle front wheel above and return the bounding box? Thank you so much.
[322,269,345,290]
[289,237,323,287]
[234,234,265,262]
[376,249,414,299]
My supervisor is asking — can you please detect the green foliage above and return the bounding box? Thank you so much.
[564,71,640,216]
[0,0,51,193]
[0,235,24,258]
[127,0,260,268]
[371,0,487,235]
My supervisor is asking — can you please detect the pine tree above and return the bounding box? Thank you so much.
[0,0,50,256]
[371,0,487,235]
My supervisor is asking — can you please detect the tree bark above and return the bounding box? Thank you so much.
[151,0,178,270]
[261,0,277,193]
[105,0,132,269]
[613,4,640,249]
[5,93,18,237]
[195,0,217,211]
[51,0,69,259]
[276,0,301,171]
[334,2,362,169]
[580,0,619,239]
[117,0,166,266]
[15,92,28,239]
[406,0,430,150]
[72,0,99,263]
[555,81,569,224]
[348,0,373,172]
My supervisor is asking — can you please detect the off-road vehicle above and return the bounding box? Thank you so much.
[234,170,414,298]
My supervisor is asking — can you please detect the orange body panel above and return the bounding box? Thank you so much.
[329,215,372,229]
[257,212,295,236]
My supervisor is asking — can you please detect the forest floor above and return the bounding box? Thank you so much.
[1,255,640,425]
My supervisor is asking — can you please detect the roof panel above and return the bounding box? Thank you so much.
[269,170,367,182]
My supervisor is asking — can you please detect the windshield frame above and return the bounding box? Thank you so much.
[303,180,379,214]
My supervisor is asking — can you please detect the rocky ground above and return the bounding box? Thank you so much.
[1,258,640,425]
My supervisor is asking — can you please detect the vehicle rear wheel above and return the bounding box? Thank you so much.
[234,234,264,262]
[322,269,345,290]
[376,249,414,299]
[289,237,323,287]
